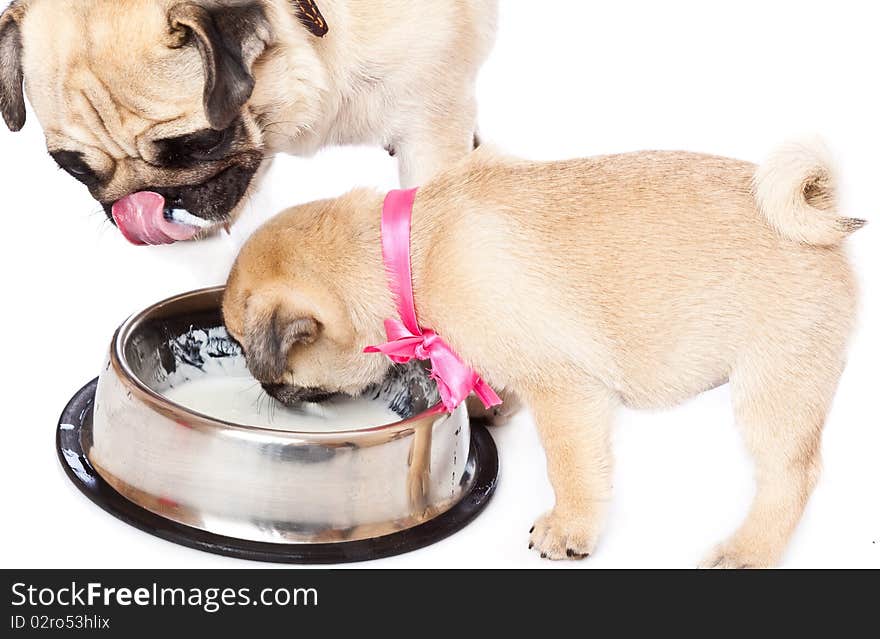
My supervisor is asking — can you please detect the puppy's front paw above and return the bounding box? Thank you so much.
[698,540,780,569]
[529,510,599,560]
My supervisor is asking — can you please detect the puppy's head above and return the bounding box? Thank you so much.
[0,0,328,245]
[222,193,394,406]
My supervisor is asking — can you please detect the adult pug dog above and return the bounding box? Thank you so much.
[0,0,496,245]
[223,141,863,566]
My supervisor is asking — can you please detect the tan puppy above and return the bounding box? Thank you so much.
[0,0,496,243]
[223,141,863,567]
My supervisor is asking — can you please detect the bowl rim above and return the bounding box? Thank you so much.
[110,286,449,439]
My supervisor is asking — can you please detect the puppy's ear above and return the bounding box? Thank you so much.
[0,1,27,132]
[243,305,320,382]
[168,1,271,130]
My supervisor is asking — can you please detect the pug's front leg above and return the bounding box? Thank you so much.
[467,388,522,426]
[393,106,478,188]
[527,382,616,560]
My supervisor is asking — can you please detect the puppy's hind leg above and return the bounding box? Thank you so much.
[526,379,617,560]
[700,348,844,568]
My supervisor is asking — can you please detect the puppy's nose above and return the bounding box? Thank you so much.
[261,382,283,396]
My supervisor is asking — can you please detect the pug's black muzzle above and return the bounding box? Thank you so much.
[262,383,342,406]
[102,156,262,224]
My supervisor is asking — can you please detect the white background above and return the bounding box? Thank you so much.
[1,0,877,568]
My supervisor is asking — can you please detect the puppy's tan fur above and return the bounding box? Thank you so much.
[1,0,496,223]
[224,141,862,567]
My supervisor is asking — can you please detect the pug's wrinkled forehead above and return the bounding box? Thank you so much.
[7,0,267,150]
[0,0,328,243]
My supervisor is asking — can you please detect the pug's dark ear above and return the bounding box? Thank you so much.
[169,1,271,130]
[244,308,320,382]
[0,1,27,132]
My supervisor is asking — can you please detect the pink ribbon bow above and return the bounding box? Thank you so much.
[364,189,502,413]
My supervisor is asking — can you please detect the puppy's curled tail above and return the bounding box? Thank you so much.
[753,139,865,246]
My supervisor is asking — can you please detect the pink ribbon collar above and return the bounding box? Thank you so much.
[364,189,502,413]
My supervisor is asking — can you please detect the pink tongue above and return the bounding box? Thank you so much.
[111,192,201,246]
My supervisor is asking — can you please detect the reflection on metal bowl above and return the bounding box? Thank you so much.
[86,287,486,547]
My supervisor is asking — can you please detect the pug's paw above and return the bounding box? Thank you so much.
[698,540,779,569]
[528,510,599,560]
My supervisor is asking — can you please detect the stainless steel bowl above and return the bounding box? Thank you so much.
[88,287,476,546]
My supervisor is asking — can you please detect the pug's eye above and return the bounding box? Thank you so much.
[50,151,100,187]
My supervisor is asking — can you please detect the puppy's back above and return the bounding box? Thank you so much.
[416,146,859,404]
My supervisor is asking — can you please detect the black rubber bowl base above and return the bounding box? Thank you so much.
[57,378,498,564]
